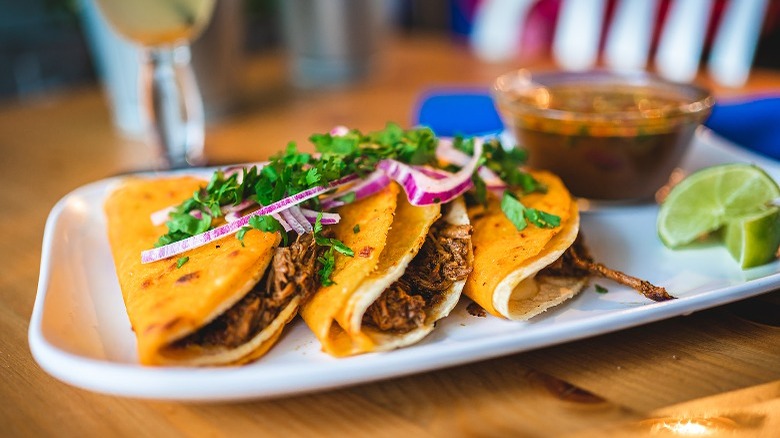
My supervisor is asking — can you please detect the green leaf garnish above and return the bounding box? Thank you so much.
[353,224,360,233]
[595,284,609,294]
[501,191,560,231]
[153,123,559,285]
[339,191,357,204]
[314,212,354,285]
[176,256,189,268]
[501,192,528,231]
[236,226,250,245]
[524,206,561,228]
[313,212,323,234]
[248,215,288,246]
[318,252,337,286]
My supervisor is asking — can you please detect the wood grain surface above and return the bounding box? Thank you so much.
[1,35,779,437]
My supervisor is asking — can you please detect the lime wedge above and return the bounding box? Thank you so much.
[657,164,780,248]
[723,206,780,269]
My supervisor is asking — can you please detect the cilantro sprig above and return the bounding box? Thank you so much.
[154,123,438,285]
[314,213,354,286]
[156,123,438,247]
[453,135,560,231]
[500,192,561,231]
[154,123,561,285]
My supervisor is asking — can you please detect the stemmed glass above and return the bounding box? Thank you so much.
[95,0,216,168]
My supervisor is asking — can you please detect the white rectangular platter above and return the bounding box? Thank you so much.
[29,128,780,401]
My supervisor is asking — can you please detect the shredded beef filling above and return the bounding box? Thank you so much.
[362,220,473,333]
[173,233,323,350]
[362,282,426,332]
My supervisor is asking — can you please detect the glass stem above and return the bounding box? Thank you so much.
[147,45,205,168]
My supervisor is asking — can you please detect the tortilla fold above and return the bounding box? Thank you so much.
[105,177,286,366]
[301,185,472,356]
[464,170,587,320]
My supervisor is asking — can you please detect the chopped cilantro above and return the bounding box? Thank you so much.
[176,256,189,268]
[153,122,559,286]
[471,173,487,206]
[481,139,541,194]
[501,191,560,231]
[318,252,337,286]
[523,206,561,228]
[455,136,546,208]
[313,212,324,234]
[338,191,357,204]
[248,215,288,245]
[314,212,354,285]
[353,224,360,233]
[595,284,609,294]
[501,192,528,231]
[236,226,250,246]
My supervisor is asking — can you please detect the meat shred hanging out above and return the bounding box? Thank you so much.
[173,233,324,349]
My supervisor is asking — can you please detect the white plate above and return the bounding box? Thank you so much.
[29,128,780,402]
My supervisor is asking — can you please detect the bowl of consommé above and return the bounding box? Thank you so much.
[492,70,714,201]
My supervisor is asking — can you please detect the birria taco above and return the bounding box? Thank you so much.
[105,123,480,365]
[300,183,473,356]
[464,170,588,320]
[105,176,329,366]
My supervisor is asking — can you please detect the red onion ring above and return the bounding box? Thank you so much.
[437,138,506,189]
[378,137,483,206]
[141,174,359,263]
[271,213,292,232]
[280,209,306,234]
[288,205,313,233]
[329,125,350,136]
[299,208,340,225]
[320,169,391,210]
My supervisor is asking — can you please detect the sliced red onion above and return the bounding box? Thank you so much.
[189,209,205,220]
[280,209,306,234]
[288,206,313,232]
[378,138,483,206]
[329,125,350,136]
[435,138,469,166]
[413,166,451,180]
[225,211,241,223]
[221,199,256,214]
[222,162,268,180]
[150,206,175,226]
[477,168,507,189]
[271,213,292,232]
[437,137,506,189]
[141,174,359,263]
[320,169,391,209]
[299,208,340,225]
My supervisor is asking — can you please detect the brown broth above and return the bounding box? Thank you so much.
[517,125,696,200]
[502,87,702,201]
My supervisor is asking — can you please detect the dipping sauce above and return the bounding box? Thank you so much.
[493,71,714,201]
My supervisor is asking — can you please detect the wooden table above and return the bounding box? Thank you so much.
[2,35,779,437]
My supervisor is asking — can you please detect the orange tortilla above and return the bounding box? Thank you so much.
[104,177,282,365]
[464,170,584,319]
[300,185,470,356]
[299,184,399,356]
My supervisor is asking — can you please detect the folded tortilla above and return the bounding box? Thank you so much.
[301,184,472,356]
[464,170,587,320]
[105,176,301,366]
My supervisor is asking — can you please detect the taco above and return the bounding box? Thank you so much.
[105,176,326,366]
[463,170,589,320]
[300,184,473,356]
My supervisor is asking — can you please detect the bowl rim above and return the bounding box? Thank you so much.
[492,69,715,124]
